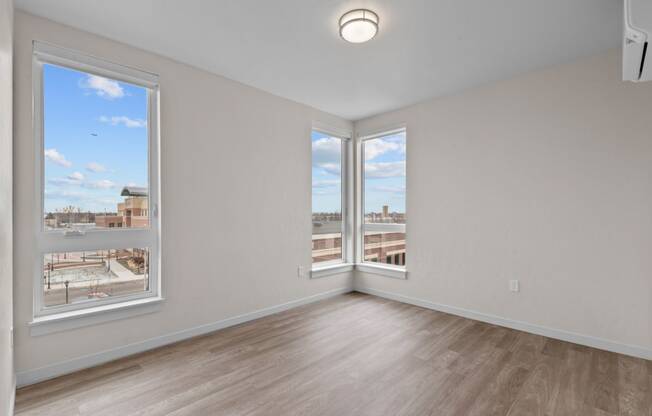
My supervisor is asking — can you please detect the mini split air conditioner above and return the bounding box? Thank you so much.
[623,0,652,82]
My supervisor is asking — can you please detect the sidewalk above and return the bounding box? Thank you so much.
[109,258,139,280]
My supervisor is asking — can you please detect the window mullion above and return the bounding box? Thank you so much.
[38,230,155,254]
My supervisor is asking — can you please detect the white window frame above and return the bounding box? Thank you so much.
[311,124,354,278]
[32,41,161,318]
[356,127,407,279]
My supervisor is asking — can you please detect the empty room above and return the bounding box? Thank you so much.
[1,0,651,415]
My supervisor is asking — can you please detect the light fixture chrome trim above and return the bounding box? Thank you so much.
[339,9,379,44]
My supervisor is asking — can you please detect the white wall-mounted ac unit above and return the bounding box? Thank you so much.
[623,0,652,82]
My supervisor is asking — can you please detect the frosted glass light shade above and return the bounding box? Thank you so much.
[339,9,379,43]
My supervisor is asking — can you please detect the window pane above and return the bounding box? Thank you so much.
[312,131,343,264]
[363,132,406,224]
[42,248,150,308]
[43,64,149,230]
[363,231,406,266]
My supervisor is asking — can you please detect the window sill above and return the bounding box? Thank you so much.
[310,263,354,279]
[356,263,407,280]
[29,297,165,336]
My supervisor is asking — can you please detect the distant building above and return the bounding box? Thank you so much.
[44,206,96,229]
[312,205,406,266]
[364,207,405,224]
[312,219,343,263]
[95,187,149,228]
[44,212,57,229]
[363,232,406,266]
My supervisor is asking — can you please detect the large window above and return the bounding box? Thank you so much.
[33,42,160,316]
[312,130,349,266]
[361,129,406,268]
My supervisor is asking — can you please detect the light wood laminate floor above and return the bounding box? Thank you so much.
[15,293,652,415]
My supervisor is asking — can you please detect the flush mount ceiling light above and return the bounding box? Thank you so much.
[339,9,379,44]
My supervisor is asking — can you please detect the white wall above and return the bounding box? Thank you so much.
[12,10,652,388]
[355,49,652,355]
[13,11,353,382]
[0,0,13,412]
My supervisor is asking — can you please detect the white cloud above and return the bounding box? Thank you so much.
[364,139,401,161]
[47,172,86,187]
[312,190,332,195]
[365,161,406,179]
[44,189,84,200]
[48,177,78,186]
[44,189,121,212]
[85,162,106,173]
[44,148,72,168]
[80,75,124,99]
[312,137,341,162]
[312,136,405,178]
[318,163,341,176]
[83,179,116,189]
[371,185,405,194]
[99,115,146,128]
[68,172,85,181]
[312,179,341,188]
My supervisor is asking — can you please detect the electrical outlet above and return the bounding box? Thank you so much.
[509,280,520,293]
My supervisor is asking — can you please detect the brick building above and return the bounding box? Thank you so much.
[312,217,406,266]
[95,186,149,228]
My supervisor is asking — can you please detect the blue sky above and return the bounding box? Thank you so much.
[312,131,342,213]
[311,130,406,214]
[363,132,406,214]
[43,64,148,213]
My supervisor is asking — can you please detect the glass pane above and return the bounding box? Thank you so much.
[363,132,406,224]
[43,63,149,231]
[363,231,406,266]
[312,131,343,264]
[43,248,150,308]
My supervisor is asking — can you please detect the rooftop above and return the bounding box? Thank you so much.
[121,186,148,197]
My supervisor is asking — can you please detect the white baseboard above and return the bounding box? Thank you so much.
[17,284,650,389]
[355,286,652,361]
[16,287,352,388]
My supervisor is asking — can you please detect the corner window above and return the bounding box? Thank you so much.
[360,129,406,268]
[33,42,160,316]
[311,130,349,266]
